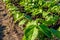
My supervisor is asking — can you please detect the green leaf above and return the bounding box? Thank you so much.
[26,20,37,27]
[31,27,38,40]
[42,11,49,17]
[24,14,32,20]
[13,13,24,22]
[58,27,60,31]
[43,1,51,7]
[3,0,10,3]
[50,28,60,38]
[39,24,52,38]
[23,25,38,40]
[19,19,27,26]
[8,5,18,11]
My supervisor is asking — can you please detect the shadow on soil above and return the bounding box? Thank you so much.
[0,25,5,40]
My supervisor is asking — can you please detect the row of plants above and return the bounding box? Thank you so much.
[3,0,60,40]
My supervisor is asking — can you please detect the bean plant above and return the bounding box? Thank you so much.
[3,0,60,40]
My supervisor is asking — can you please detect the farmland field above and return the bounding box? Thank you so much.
[0,0,60,40]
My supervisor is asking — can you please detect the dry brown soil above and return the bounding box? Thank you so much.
[0,1,23,40]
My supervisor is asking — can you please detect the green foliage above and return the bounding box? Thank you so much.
[3,0,60,40]
[39,24,52,38]
[23,25,38,40]
[50,28,60,39]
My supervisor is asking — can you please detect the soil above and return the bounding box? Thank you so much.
[0,0,24,40]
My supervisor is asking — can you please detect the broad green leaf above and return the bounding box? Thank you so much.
[50,28,60,38]
[39,24,52,38]
[26,20,37,27]
[23,25,38,40]
[31,27,38,40]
